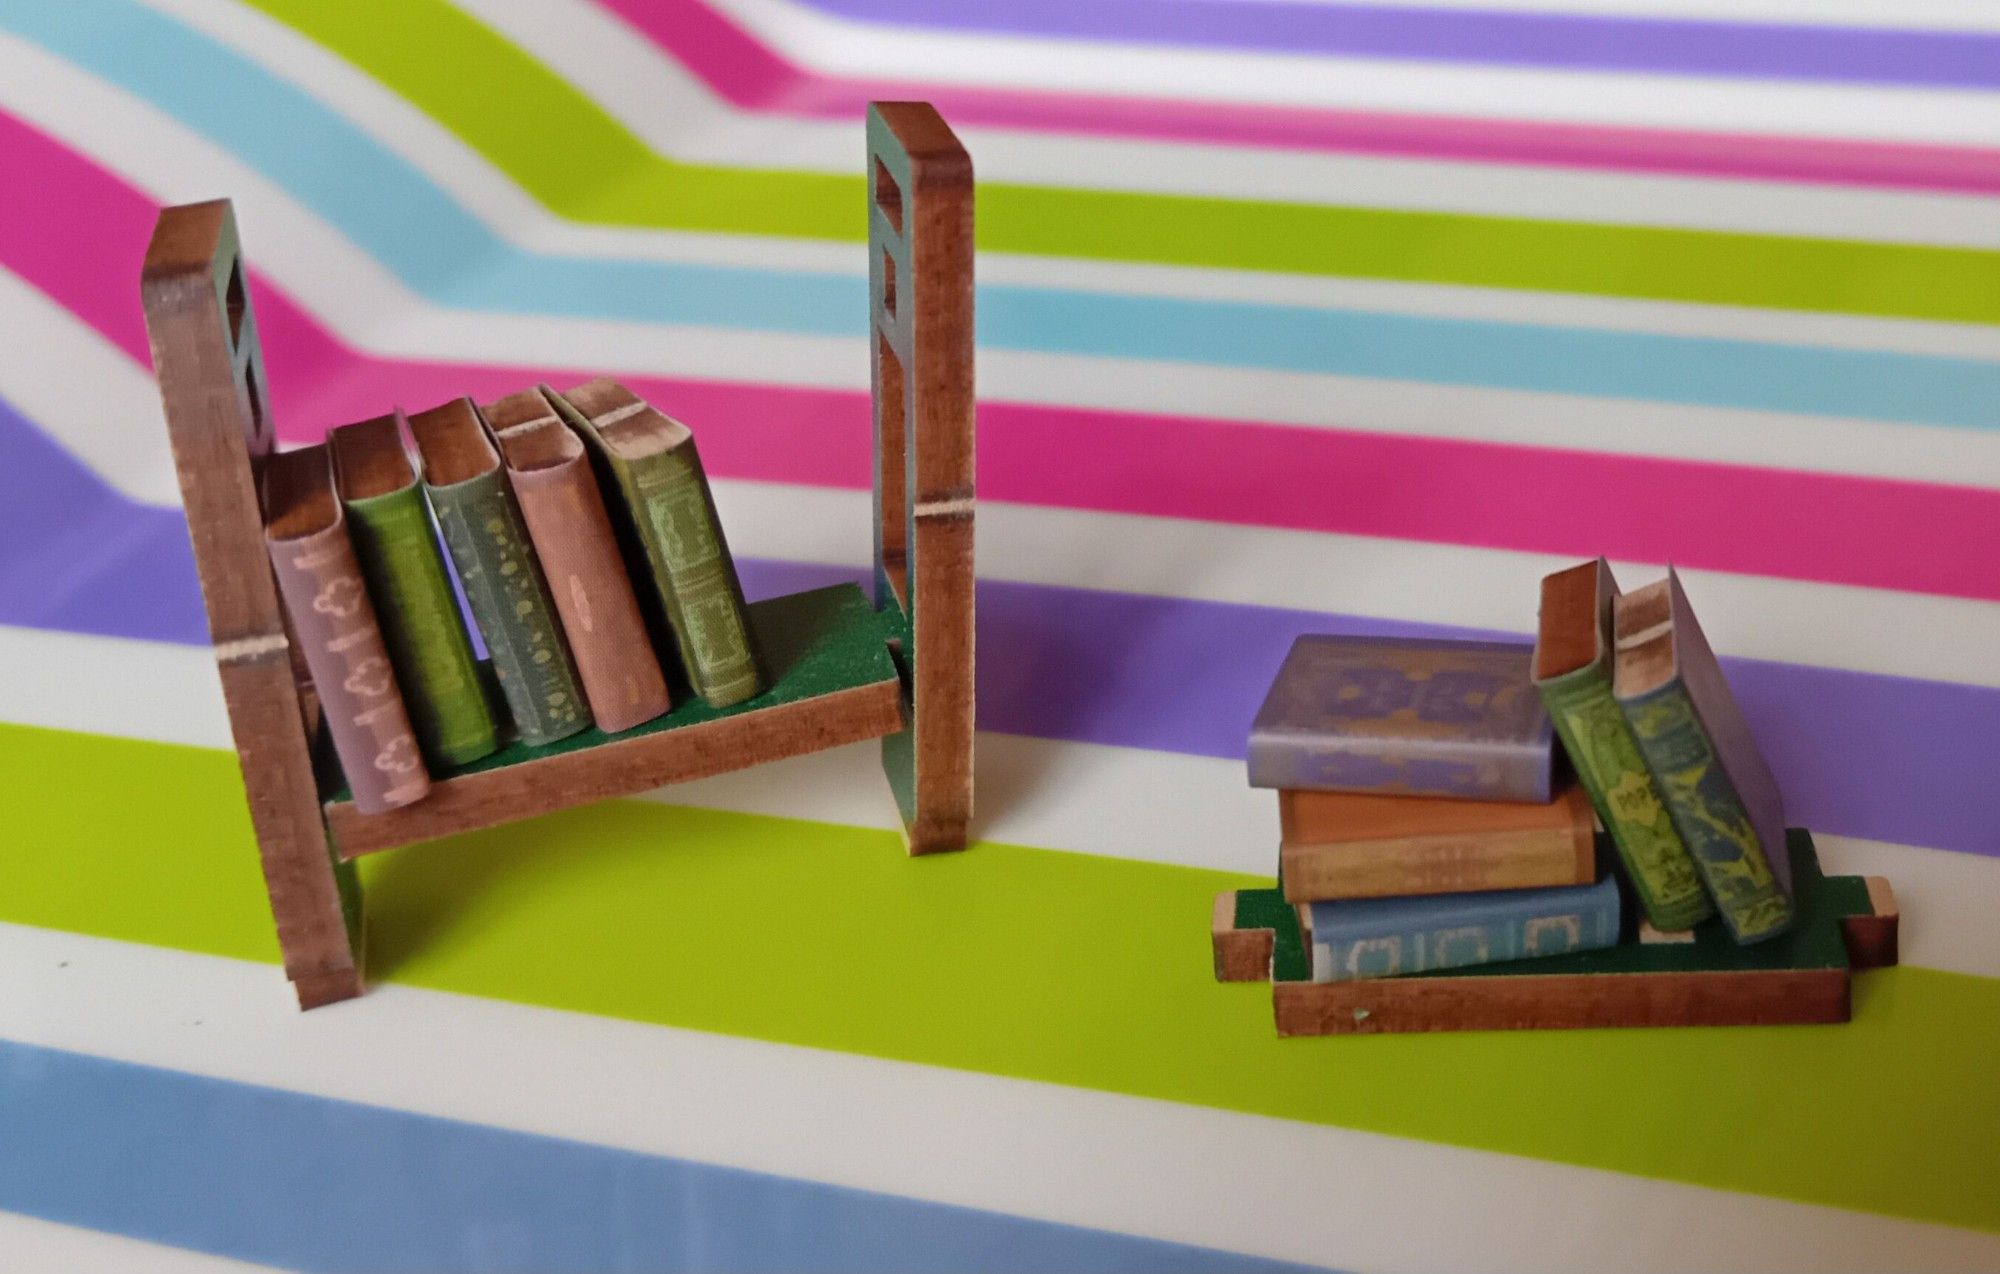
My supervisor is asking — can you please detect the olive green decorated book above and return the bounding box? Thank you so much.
[1614,570,1793,945]
[1533,559,1711,931]
[329,412,499,768]
[409,397,590,748]
[549,379,763,708]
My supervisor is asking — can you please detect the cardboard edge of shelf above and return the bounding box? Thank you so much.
[325,676,902,858]
[1270,965,1854,1037]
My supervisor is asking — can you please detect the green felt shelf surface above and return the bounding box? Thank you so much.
[323,583,899,804]
[1239,830,1863,984]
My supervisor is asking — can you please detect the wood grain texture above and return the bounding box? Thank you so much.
[1277,786,1595,901]
[1211,891,1274,982]
[1272,967,1851,1036]
[327,678,899,857]
[143,200,362,1009]
[1841,876,1900,970]
[869,102,975,856]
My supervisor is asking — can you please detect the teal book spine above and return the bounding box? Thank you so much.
[426,468,590,747]
[1537,665,1712,930]
[344,485,499,767]
[1304,874,1621,983]
[1621,683,1794,943]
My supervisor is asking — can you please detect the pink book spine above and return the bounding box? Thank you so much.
[267,521,432,814]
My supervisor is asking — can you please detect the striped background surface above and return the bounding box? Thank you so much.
[1,0,1997,1268]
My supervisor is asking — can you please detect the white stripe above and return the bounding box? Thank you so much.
[2,622,1994,980]
[3,924,1994,1274]
[0,271,178,507]
[444,0,2000,249]
[0,1211,281,1274]
[12,24,2000,488]
[10,274,2000,691]
[6,271,1999,689]
[154,0,2000,252]
[718,0,2000,147]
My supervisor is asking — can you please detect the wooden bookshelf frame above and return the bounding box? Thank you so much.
[140,103,975,1010]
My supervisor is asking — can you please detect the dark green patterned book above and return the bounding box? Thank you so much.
[409,397,589,748]
[548,380,763,708]
[1614,570,1793,945]
[1534,559,1711,931]
[330,411,499,768]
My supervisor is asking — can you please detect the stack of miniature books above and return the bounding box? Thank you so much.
[1213,558,1900,1035]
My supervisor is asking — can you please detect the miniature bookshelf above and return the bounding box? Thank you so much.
[141,103,976,1010]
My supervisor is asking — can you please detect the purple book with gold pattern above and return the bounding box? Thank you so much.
[1248,634,1556,802]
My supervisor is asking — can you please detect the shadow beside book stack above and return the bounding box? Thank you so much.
[1213,559,1900,1036]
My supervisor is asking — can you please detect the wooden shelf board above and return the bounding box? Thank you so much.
[324,583,903,858]
[1215,830,1899,1036]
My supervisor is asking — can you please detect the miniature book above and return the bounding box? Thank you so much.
[409,397,590,748]
[1278,785,1596,902]
[261,444,430,814]
[550,380,764,708]
[1301,872,1620,982]
[1534,559,1712,930]
[492,414,671,734]
[1248,634,1555,801]
[1615,570,1793,944]
[328,412,498,768]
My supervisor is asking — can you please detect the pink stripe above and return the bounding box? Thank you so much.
[598,0,2000,195]
[8,106,2000,603]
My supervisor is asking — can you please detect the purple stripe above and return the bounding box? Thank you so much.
[4,405,1993,860]
[0,397,206,645]
[796,0,2000,90]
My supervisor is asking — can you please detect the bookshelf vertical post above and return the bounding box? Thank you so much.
[141,200,364,1009]
[868,102,976,855]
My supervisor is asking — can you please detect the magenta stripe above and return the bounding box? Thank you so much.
[598,0,2000,194]
[5,106,2000,605]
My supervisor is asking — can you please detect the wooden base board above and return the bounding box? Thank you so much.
[323,585,902,857]
[1214,829,1897,1036]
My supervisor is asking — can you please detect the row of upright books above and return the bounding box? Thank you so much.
[261,380,761,815]
[1245,558,1793,985]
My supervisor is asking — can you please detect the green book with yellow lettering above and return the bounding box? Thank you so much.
[409,397,589,748]
[548,380,763,708]
[1614,569,1793,945]
[330,411,499,768]
[1534,559,1711,931]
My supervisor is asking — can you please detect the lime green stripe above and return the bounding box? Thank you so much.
[7,723,1997,1232]
[235,0,2000,325]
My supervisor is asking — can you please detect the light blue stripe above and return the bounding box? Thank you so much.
[5,0,2000,431]
[0,1039,1329,1273]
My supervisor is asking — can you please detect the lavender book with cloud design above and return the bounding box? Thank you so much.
[1248,634,1556,803]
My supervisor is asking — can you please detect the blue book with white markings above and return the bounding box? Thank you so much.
[1302,874,1622,983]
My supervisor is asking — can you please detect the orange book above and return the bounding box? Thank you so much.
[1278,786,1595,904]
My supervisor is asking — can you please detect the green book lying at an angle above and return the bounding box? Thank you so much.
[330,411,499,768]
[1614,570,1793,945]
[1534,558,1711,932]
[549,380,764,708]
[409,397,590,748]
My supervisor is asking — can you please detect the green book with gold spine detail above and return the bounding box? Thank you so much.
[330,411,499,768]
[409,397,590,748]
[1615,570,1793,944]
[1534,559,1711,931]
[548,379,763,708]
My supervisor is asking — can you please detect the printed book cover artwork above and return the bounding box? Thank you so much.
[1247,635,1556,802]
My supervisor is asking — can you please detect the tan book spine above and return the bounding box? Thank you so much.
[496,420,670,733]
[262,445,430,815]
[1278,787,1595,903]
